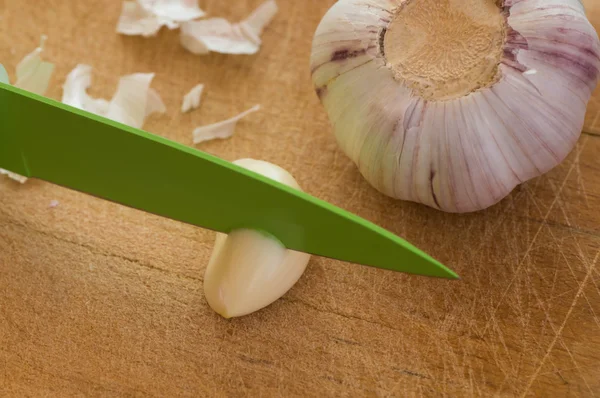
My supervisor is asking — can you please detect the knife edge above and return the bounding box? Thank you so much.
[0,83,459,279]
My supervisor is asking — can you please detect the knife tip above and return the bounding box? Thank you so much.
[433,263,460,280]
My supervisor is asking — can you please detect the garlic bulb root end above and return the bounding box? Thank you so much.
[310,0,600,213]
[384,0,506,101]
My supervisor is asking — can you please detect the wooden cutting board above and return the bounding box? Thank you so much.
[1,1,599,396]
[586,0,600,135]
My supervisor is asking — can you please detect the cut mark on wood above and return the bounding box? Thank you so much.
[392,367,429,379]
[331,337,360,346]
[520,249,600,397]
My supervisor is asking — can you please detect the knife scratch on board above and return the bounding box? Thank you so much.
[572,245,600,330]
[392,368,429,379]
[546,147,586,228]
[575,155,590,209]
[521,249,600,397]
[481,139,588,336]
[319,262,339,311]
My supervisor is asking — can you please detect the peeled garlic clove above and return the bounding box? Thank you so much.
[203,159,311,318]
[311,0,600,213]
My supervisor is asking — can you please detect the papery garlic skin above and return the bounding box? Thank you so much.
[117,0,205,37]
[14,36,55,96]
[180,0,278,55]
[311,0,600,213]
[0,64,9,84]
[0,169,28,184]
[62,64,110,115]
[181,83,204,113]
[192,105,260,144]
[203,159,311,319]
[117,1,165,37]
[138,0,205,22]
[105,73,166,128]
[0,39,55,184]
[61,65,166,129]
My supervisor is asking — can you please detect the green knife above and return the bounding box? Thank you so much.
[0,83,458,279]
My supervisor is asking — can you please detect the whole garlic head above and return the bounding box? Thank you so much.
[311,0,600,213]
[203,159,311,318]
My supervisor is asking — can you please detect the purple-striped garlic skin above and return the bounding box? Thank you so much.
[310,0,600,213]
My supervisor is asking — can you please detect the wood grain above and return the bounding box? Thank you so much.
[584,0,600,135]
[1,1,599,397]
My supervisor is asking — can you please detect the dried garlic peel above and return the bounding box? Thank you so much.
[62,64,109,114]
[117,1,166,37]
[0,170,28,184]
[62,64,166,129]
[138,0,205,22]
[117,0,205,37]
[204,159,311,319]
[311,0,600,213]
[180,19,258,55]
[0,39,55,184]
[181,83,204,113]
[14,36,55,96]
[0,64,9,84]
[180,0,278,55]
[106,73,166,128]
[241,0,279,39]
[192,105,260,144]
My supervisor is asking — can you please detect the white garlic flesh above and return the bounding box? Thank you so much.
[311,0,600,213]
[203,159,311,318]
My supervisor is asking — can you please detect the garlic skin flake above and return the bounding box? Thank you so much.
[14,35,55,96]
[61,64,110,115]
[105,73,166,128]
[204,159,311,319]
[180,0,278,55]
[0,39,55,184]
[117,0,205,37]
[181,83,204,113]
[311,0,600,213]
[138,0,205,22]
[62,64,166,129]
[117,1,167,37]
[0,169,28,184]
[0,64,9,84]
[192,105,260,144]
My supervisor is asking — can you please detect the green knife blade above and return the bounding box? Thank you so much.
[0,83,458,279]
